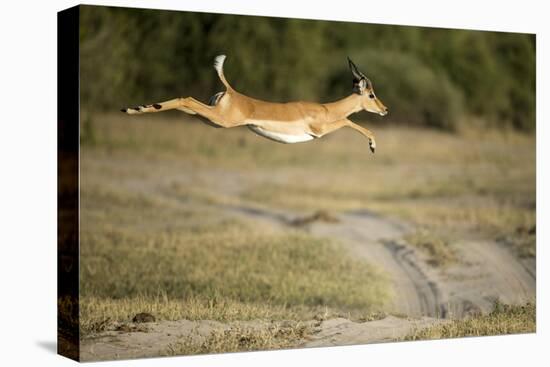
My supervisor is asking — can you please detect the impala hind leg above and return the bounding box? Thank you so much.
[121,97,185,115]
[121,97,242,128]
[176,97,245,128]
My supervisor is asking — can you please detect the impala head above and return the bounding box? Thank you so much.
[348,57,388,116]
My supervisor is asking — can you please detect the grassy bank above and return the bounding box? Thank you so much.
[405,302,535,340]
[164,322,311,356]
[80,174,390,335]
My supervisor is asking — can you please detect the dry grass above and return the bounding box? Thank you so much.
[80,113,535,347]
[164,322,311,356]
[497,225,536,258]
[80,174,390,336]
[405,302,535,340]
[404,230,457,267]
[80,296,312,334]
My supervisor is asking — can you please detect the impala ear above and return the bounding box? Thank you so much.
[347,57,367,81]
[352,78,368,95]
[348,57,369,94]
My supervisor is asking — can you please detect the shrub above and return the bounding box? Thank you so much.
[327,50,465,130]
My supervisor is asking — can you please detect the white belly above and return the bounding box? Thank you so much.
[247,125,315,144]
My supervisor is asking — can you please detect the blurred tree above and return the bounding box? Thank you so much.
[78,5,535,134]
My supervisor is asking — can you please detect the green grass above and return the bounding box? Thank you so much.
[80,222,389,305]
[80,182,390,335]
[405,302,535,340]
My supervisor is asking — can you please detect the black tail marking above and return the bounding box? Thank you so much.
[208,91,225,106]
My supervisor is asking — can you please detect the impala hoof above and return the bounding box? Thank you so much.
[369,140,376,153]
[122,106,143,115]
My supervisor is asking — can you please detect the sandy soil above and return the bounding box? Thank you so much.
[300,316,442,348]
[82,320,227,361]
[223,203,535,319]
[80,165,535,360]
[311,211,535,318]
[80,316,443,361]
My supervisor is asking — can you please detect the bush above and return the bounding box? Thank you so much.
[79,6,535,132]
[328,50,464,130]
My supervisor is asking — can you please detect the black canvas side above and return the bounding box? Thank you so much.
[57,5,80,362]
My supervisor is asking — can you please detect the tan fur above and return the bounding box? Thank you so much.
[123,56,388,152]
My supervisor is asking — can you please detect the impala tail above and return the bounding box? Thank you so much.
[213,54,233,90]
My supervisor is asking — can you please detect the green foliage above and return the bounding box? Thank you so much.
[79,5,535,132]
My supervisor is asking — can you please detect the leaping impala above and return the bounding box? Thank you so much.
[121,55,388,153]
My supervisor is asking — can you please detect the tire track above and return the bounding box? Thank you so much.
[308,211,444,318]
[222,205,444,318]
[112,165,535,321]
[384,240,446,318]
[222,204,535,320]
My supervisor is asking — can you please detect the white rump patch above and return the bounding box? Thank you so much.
[213,55,226,75]
[247,125,315,144]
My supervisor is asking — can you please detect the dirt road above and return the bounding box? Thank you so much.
[80,166,535,360]
[223,202,535,319]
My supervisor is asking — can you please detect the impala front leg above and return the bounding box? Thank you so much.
[346,120,376,153]
[311,118,376,153]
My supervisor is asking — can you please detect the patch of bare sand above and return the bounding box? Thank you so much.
[81,319,225,361]
[80,316,446,361]
[306,210,535,319]
[302,316,443,347]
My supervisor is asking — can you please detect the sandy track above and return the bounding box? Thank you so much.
[226,204,535,319]
[81,166,535,359]
[225,205,444,317]
[81,320,226,361]
[80,316,444,361]
[300,316,442,348]
[438,239,535,317]
[308,211,442,318]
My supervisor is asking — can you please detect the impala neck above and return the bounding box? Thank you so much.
[324,94,363,120]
